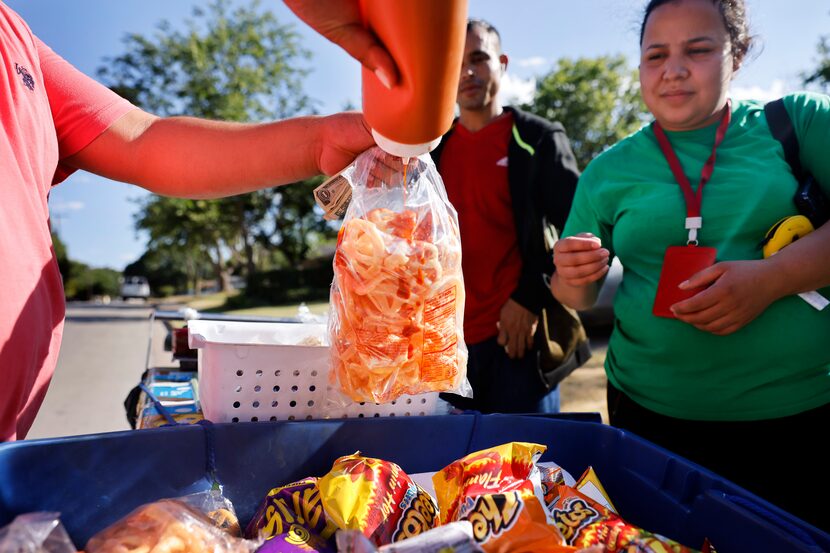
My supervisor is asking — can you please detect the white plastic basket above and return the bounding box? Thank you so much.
[187,320,445,423]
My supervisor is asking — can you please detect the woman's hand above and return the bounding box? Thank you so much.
[671,259,783,335]
[550,233,609,311]
[553,233,610,286]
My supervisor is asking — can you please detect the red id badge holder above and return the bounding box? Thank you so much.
[653,245,717,318]
[651,105,729,319]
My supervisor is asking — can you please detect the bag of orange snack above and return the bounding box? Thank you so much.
[550,484,698,552]
[432,442,576,553]
[329,147,471,404]
[317,452,439,546]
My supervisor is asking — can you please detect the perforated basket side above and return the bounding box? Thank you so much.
[197,341,448,422]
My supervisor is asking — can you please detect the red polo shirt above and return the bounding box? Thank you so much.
[439,112,522,344]
[1,2,134,440]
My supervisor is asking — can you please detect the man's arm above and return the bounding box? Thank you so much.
[65,109,374,198]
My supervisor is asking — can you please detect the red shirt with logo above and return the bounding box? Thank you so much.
[0,2,134,440]
[439,112,522,344]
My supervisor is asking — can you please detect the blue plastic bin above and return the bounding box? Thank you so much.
[0,414,827,552]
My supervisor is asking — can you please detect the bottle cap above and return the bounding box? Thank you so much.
[372,129,442,159]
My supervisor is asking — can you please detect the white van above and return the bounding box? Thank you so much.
[120,276,151,301]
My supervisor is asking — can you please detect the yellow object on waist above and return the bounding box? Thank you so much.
[762,215,814,258]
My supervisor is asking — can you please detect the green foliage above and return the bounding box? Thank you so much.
[98,0,324,290]
[265,176,337,267]
[51,231,71,284]
[98,0,312,120]
[124,249,190,295]
[133,196,226,290]
[64,263,121,301]
[244,265,333,305]
[804,35,830,91]
[523,55,649,169]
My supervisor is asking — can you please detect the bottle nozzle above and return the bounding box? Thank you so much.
[371,129,441,160]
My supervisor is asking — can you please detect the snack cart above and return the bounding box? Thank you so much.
[2,311,828,552]
[1,415,829,552]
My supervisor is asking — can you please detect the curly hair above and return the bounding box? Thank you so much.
[639,0,754,65]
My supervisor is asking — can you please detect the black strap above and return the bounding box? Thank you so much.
[764,99,807,182]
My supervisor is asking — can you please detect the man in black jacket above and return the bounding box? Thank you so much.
[431,18,587,413]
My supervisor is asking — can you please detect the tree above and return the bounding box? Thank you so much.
[98,0,322,291]
[264,177,334,267]
[523,55,649,170]
[133,196,232,293]
[51,231,71,285]
[64,263,121,301]
[124,249,192,297]
[804,35,830,91]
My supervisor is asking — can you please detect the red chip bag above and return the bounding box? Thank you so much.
[317,452,439,546]
[550,485,697,552]
[433,442,575,553]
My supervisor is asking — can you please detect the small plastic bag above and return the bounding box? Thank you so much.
[329,147,471,404]
[85,498,257,553]
[0,513,76,553]
[179,489,243,537]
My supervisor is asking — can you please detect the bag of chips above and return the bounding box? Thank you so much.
[328,148,471,404]
[0,513,76,553]
[318,452,439,546]
[245,477,337,553]
[432,442,574,553]
[85,498,256,553]
[550,484,697,552]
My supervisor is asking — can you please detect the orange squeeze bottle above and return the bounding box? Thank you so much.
[359,0,468,159]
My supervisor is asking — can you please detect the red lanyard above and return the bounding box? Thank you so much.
[652,100,732,244]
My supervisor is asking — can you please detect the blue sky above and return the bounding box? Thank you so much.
[6,0,829,270]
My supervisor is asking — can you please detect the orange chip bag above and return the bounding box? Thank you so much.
[329,148,470,404]
[432,442,575,553]
[317,452,439,546]
[550,485,698,552]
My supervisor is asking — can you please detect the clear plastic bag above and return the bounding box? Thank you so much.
[85,498,257,553]
[0,513,76,553]
[178,489,242,537]
[329,147,471,404]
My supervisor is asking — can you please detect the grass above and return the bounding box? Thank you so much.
[221,301,329,318]
[153,290,329,319]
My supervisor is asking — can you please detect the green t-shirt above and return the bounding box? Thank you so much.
[563,92,830,421]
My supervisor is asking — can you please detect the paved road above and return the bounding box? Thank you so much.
[26,302,177,440]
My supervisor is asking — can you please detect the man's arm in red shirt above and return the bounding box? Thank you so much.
[65,109,374,198]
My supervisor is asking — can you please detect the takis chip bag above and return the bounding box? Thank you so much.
[317,453,439,546]
[550,485,697,552]
[432,442,575,553]
[245,477,338,553]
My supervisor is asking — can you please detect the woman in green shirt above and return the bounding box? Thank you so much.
[552,0,830,530]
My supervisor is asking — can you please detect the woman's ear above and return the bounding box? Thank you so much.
[499,53,509,73]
